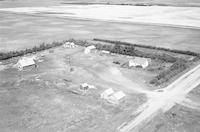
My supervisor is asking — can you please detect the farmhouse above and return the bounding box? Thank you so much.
[84,45,96,54]
[17,57,36,70]
[63,42,77,48]
[129,57,149,68]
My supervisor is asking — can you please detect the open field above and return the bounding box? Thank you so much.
[0,0,62,8]
[1,5,200,28]
[1,12,200,52]
[140,103,200,132]
[1,0,200,7]
[61,0,200,7]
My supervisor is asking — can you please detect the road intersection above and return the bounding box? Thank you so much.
[119,64,200,132]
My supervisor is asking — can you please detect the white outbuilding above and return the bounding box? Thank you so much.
[129,57,149,68]
[101,50,110,54]
[17,57,36,70]
[80,83,95,91]
[107,91,126,104]
[84,45,96,54]
[100,88,114,99]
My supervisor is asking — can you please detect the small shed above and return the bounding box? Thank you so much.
[80,83,95,91]
[84,45,96,54]
[101,50,110,54]
[129,57,149,68]
[17,57,36,70]
[107,91,126,104]
[100,88,114,99]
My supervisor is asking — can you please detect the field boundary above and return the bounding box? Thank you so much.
[93,38,200,57]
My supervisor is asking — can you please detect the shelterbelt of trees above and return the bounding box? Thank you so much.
[1,38,199,62]
[0,41,64,60]
[93,38,200,57]
[150,59,188,86]
[71,39,183,63]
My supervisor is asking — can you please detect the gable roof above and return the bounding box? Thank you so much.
[64,42,75,45]
[111,91,126,100]
[130,57,148,65]
[86,45,96,50]
[101,88,114,99]
[17,57,35,67]
[101,50,110,54]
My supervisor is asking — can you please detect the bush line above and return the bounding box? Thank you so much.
[69,39,178,63]
[149,59,188,86]
[93,38,200,57]
[0,41,65,60]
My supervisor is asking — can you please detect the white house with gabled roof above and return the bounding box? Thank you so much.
[63,42,77,48]
[84,45,96,54]
[17,57,36,70]
[129,57,149,68]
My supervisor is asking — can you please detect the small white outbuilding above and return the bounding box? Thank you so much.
[100,88,114,99]
[129,57,149,68]
[101,50,110,54]
[80,83,95,90]
[107,91,126,104]
[17,57,36,70]
[84,45,96,54]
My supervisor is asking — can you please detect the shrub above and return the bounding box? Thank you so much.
[150,59,188,86]
[113,61,120,65]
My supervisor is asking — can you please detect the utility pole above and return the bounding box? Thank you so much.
[66,55,74,72]
[66,55,71,66]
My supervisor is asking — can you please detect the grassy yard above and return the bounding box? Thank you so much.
[0,46,149,132]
